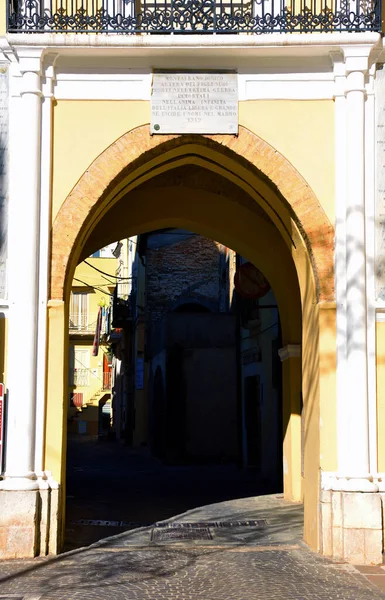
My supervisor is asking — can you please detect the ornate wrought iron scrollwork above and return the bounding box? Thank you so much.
[7,0,381,32]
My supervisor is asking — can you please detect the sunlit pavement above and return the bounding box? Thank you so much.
[0,437,384,599]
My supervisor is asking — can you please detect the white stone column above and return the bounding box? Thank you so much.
[332,51,349,485]
[365,64,378,477]
[35,53,58,482]
[1,48,44,491]
[334,47,377,492]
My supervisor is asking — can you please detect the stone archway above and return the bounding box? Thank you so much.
[46,124,335,556]
[51,125,333,303]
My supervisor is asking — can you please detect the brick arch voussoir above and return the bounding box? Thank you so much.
[51,124,334,302]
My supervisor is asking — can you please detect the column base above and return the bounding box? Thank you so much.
[0,474,39,491]
[0,482,62,558]
[320,490,383,565]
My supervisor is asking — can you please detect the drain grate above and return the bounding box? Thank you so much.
[155,520,268,528]
[70,519,152,527]
[151,527,213,542]
[70,518,268,529]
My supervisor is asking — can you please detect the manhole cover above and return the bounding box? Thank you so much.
[151,527,213,542]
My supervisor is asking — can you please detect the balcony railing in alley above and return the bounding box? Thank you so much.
[8,0,381,34]
[69,312,107,335]
[70,367,112,389]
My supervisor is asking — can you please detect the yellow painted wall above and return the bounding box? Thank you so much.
[52,101,150,221]
[377,321,385,472]
[46,300,68,484]
[52,100,334,226]
[69,341,108,404]
[239,101,335,226]
[72,256,118,294]
[319,303,337,472]
[0,0,6,35]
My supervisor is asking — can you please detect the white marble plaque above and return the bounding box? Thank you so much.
[151,72,238,135]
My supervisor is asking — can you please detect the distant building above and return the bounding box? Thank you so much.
[68,247,118,436]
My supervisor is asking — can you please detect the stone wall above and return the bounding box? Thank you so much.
[145,230,229,327]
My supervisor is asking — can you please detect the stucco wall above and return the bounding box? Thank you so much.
[52,99,335,226]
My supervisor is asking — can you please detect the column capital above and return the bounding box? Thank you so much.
[342,45,372,75]
[16,47,45,76]
[278,344,301,362]
[42,53,59,99]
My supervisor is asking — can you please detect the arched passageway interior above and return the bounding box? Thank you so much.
[65,226,287,549]
[46,127,334,553]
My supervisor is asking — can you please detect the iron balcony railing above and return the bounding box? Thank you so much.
[7,0,381,33]
[70,367,112,389]
[69,311,108,335]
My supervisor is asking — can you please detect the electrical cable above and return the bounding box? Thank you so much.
[84,259,133,280]
[73,277,114,297]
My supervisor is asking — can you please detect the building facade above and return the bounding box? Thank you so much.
[68,252,117,437]
[0,0,384,564]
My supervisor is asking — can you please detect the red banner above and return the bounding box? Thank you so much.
[92,307,102,357]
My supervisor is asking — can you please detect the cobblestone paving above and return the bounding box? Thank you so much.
[1,441,384,600]
[0,543,384,600]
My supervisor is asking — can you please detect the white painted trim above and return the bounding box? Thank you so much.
[278,344,301,361]
[320,471,379,492]
[241,76,334,100]
[54,72,336,101]
[6,31,381,49]
[376,310,385,322]
[44,470,60,490]
[54,73,151,100]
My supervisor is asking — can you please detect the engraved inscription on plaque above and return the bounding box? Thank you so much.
[376,68,385,300]
[151,72,238,135]
[0,66,8,300]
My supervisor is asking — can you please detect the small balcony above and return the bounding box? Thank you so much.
[69,311,108,335]
[7,0,381,34]
[70,368,112,389]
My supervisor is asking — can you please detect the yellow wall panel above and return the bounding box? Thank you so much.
[53,99,334,227]
[239,100,335,225]
[52,100,151,221]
